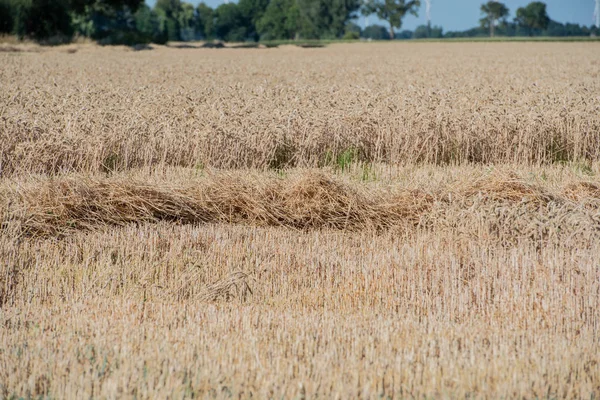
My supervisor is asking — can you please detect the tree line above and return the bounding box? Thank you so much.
[0,0,365,44]
[465,1,599,38]
[0,0,597,45]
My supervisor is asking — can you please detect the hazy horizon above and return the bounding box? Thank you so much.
[146,0,597,32]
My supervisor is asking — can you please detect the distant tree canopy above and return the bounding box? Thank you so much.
[214,3,246,42]
[0,1,14,34]
[0,0,362,42]
[238,0,269,40]
[0,0,144,42]
[515,1,549,36]
[480,1,509,37]
[0,0,74,40]
[364,0,420,39]
[446,1,597,38]
[362,24,389,40]
[257,0,301,40]
[195,2,214,39]
[0,0,597,44]
[413,23,443,39]
[69,0,143,14]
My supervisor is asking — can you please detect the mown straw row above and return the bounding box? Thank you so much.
[2,170,599,243]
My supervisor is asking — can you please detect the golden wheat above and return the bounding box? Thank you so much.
[1,42,599,398]
[1,42,600,176]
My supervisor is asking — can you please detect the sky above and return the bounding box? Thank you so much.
[146,0,597,32]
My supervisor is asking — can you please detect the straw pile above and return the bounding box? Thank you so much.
[2,170,598,244]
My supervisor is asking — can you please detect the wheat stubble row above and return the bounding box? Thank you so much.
[1,220,599,398]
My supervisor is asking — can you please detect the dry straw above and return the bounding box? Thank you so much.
[1,170,599,246]
[198,270,254,302]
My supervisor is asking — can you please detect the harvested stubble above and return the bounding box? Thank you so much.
[1,42,600,176]
[1,220,599,398]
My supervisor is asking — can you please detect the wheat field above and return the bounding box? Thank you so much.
[1,42,600,398]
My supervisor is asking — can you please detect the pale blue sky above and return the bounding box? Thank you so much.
[146,0,597,31]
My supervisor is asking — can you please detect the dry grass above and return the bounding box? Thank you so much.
[1,167,599,244]
[1,170,417,235]
[1,42,600,398]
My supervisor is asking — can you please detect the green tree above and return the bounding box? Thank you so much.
[69,0,143,15]
[257,0,300,40]
[214,2,246,41]
[294,0,360,39]
[0,0,15,33]
[69,0,144,43]
[154,0,182,41]
[134,3,154,34]
[413,23,442,38]
[362,24,389,39]
[327,0,360,37]
[178,2,195,40]
[195,2,214,39]
[238,0,269,41]
[515,2,549,36]
[294,0,320,38]
[364,0,420,40]
[134,3,166,43]
[12,0,74,41]
[344,21,361,39]
[480,1,509,37]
